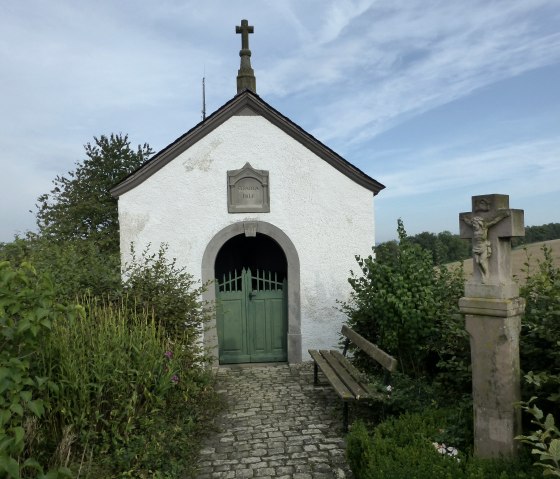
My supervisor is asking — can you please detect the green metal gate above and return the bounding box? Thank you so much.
[216,268,287,364]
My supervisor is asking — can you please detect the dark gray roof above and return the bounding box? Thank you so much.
[111,90,385,197]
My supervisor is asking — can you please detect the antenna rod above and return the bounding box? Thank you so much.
[202,77,206,121]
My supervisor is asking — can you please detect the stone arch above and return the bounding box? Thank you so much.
[201,221,301,364]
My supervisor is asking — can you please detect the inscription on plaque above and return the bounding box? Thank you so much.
[227,162,270,213]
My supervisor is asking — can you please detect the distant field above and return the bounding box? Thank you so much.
[451,239,560,284]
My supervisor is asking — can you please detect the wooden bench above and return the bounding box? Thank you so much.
[308,325,398,432]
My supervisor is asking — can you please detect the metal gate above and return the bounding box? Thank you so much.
[216,268,287,364]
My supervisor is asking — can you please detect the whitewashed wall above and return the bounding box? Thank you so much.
[118,114,375,359]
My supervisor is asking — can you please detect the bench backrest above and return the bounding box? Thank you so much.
[341,324,398,373]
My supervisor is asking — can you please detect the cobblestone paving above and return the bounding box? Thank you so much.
[196,362,352,479]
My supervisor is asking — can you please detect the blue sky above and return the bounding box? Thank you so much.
[1,0,559,243]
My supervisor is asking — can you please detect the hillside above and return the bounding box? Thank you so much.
[454,239,560,284]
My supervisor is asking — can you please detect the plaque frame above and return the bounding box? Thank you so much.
[227,162,270,213]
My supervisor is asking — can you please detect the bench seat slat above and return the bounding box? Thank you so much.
[330,350,372,390]
[308,350,353,400]
[319,350,371,400]
[341,325,398,372]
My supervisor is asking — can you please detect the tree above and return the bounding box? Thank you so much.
[35,134,153,254]
[437,230,471,263]
[409,231,438,263]
[513,223,560,247]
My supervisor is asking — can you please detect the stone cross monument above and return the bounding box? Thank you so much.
[236,19,256,93]
[459,194,525,458]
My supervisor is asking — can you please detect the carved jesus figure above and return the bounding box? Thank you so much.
[462,211,510,283]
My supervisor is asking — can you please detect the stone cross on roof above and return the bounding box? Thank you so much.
[459,194,524,299]
[236,19,256,93]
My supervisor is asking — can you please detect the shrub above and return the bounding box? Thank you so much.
[1,242,217,476]
[517,398,560,477]
[347,411,541,479]
[341,220,467,386]
[0,261,74,478]
[0,235,121,303]
[122,244,211,340]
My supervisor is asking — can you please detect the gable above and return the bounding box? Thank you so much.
[110,90,384,198]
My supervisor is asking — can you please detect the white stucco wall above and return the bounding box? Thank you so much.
[118,114,375,359]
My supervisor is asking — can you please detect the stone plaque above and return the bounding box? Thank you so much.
[227,162,270,213]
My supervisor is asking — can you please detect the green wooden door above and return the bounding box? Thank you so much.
[216,268,287,364]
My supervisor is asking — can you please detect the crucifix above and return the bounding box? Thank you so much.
[459,194,524,286]
[235,19,256,93]
[459,196,526,459]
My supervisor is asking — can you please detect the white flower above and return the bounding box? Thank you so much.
[432,442,460,461]
[386,385,393,393]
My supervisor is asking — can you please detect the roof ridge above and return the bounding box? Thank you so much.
[111,91,384,197]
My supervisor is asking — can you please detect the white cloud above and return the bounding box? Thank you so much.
[258,0,560,144]
[377,138,560,199]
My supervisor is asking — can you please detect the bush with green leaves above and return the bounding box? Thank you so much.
[347,411,541,479]
[0,235,122,302]
[0,261,75,478]
[341,219,467,385]
[517,398,560,477]
[122,244,211,340]
[0,241,215,476]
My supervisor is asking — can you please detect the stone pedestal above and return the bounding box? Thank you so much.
[459,194,525,458]
[461,297,524,458]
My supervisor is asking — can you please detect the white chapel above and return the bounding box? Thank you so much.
[111,20,384,365]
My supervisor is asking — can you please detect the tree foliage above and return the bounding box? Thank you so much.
[35,134,153,253]
[376,222,560,266]
[407,230,471,264]
[514,223,560,247]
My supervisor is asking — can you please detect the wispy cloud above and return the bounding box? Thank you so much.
[259,1,560,144]
[377,138,560,199]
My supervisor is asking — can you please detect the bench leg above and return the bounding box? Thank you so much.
[313,361,318,385]
[343,402,349,433]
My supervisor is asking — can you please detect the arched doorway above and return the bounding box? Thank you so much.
[201,221,302,365]
[215,234,287,363]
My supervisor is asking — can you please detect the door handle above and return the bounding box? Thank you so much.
[249,290,257,300]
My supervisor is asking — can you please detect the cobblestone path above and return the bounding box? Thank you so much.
[196,362,352,479]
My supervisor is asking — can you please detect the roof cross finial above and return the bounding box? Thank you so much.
[236,19,256,93]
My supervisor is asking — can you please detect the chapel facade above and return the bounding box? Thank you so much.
[111,20,384,365]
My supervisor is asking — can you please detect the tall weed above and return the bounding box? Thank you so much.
[39,296,190,453]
